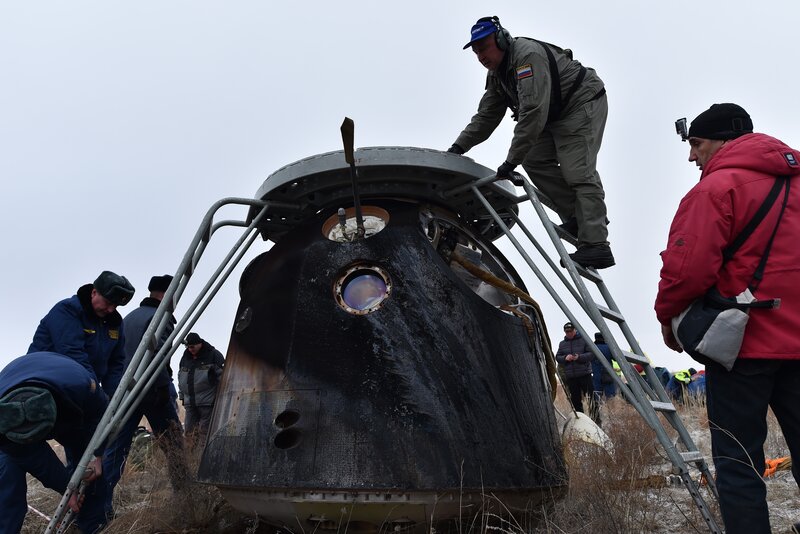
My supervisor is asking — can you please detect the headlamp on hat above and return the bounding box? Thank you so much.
[675,103,753,142]
[675,117,688,142]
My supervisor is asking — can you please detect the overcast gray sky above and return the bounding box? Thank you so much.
[2,1,798,377]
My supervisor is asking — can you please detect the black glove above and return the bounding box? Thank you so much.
[496,161,517,178]
[446,144,465,155]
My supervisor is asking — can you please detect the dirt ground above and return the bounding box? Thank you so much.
[19,397,799,533]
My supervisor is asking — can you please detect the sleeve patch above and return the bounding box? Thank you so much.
[516,64,533,79]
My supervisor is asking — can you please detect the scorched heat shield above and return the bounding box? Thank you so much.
[196,147,566,529]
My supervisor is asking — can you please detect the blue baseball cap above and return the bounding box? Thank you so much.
[463,18,499,49]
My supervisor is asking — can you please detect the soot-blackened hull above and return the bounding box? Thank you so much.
[197,148,566,531]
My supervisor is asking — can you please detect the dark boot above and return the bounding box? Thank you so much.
[569,244,615,269]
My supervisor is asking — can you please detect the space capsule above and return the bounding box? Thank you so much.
[196,146,566,531]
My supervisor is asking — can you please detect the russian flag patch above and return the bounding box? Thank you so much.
[516,64,533,79]
[785,152,798,166]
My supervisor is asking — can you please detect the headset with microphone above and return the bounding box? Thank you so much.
[476,16,513,50]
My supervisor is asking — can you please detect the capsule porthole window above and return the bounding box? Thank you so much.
[333,264,392,315]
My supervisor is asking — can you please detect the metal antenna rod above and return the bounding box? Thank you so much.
[340,117,365,239]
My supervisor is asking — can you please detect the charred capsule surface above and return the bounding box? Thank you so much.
[198,148,566,530]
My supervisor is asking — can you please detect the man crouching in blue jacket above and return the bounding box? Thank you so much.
[0,352,109,534]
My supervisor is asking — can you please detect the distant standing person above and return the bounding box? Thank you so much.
[655,103,800,533]
[447,16,613,269]
[687,370,706,400]
[0,352,109,534]
[591,332,617,399]
[555,322,598,422]
[665,368,696,405]
[178,333,224,441]
[102,274,188,519]
[28,271,135,399]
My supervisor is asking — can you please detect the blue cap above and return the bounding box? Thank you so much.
[463,19,498,49]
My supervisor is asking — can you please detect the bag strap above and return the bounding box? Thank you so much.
[536,40,563,124]
[749,176,791,291]
[526,38,585,124]
[722,176,788,263]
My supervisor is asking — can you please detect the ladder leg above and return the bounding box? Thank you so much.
[466,174,723,533]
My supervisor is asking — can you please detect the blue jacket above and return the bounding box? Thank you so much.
[123,297,175,389]
[687,373,706,397]
[0,352,108,451]
[591,341,615,385]
[28,284,126,398]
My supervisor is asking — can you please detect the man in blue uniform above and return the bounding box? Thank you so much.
[29,271,135,398]
[591,332,617,399]
[0,352,109,533]
[102,274,188,518]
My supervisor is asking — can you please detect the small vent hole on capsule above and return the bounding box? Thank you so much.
[274,428,302,449]
[274,410,300,429]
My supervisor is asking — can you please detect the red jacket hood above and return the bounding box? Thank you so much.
[701,133,800,180]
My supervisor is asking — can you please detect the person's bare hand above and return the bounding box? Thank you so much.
[661,323,683,352]
[83,456,102,482]
[67,492,84,513]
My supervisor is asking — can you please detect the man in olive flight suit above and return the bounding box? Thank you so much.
[448,16,613,269]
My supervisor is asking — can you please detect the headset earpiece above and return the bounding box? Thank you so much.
[496,28,512,50]
[490,16,511,51]
[473,16,512,51]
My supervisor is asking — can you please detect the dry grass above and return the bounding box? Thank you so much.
[20,395,797,533]
[532,393,797,533]
[101,436,265,534]
[535,395,717,533]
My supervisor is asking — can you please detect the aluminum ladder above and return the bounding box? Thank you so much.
[444,172,722,533]
[44,197,299,533]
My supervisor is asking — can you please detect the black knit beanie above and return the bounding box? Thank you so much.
[688,103,753,140]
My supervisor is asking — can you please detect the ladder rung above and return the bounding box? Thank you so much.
[125,377,138,391]
[574,264,603,283]
[622,350,649,366]
[597,304,625,323]
[680,451,705,463]
[650,400,677,413]
[553,225,578,246]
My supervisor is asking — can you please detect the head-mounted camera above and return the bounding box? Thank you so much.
[675,117,688,142]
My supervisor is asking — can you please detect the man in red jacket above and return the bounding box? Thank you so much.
[655,103,800,534]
